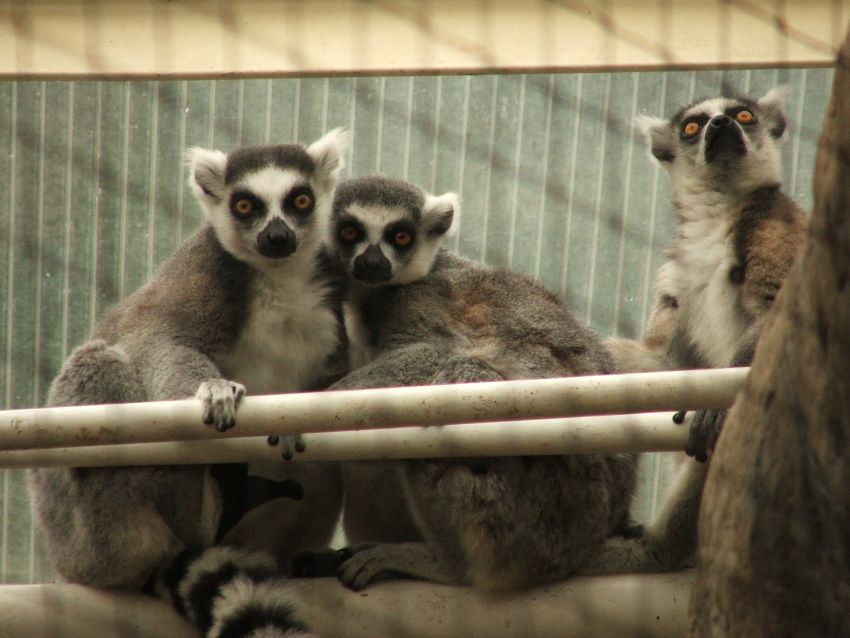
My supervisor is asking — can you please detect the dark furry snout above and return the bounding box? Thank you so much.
[257,218,297,258]
[704,115,746,164]
[352,244,392,284]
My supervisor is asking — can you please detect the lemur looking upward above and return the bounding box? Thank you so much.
[290,175,639,593]
[600,87,808,574]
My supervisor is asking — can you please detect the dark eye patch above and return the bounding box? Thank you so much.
[284,185,316,216]
[679,114,710,141]
[336,217,365,246]
[384,222,416,252]
[229,191,266,221]
[726,106,758,125]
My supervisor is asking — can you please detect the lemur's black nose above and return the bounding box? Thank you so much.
[709,114,733,129]
[704,114,745,163]
[257,218,297,258]
[353,244,392,284]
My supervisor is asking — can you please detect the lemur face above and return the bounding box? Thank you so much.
[330,176,458,286]
[640,87,788,194]
[188,129,348,269]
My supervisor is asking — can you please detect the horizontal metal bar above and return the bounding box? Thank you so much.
[0,412,691,468]
[0,368,747,452]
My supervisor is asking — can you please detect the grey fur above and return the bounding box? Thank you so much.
[333,174,426,219]
[224,145,316,185]
[28,131,348,592]
[307,176,639,592]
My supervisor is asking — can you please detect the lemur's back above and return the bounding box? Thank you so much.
[333,246,636,592]
[365,251,614,380]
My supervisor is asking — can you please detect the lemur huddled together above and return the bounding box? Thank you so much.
[27,86,807,638]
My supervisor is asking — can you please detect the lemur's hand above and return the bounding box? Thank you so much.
[196,378,245,432]
[266,433,307,461]
[686,408,727,462]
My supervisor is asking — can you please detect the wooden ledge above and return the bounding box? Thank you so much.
[0,571,693,637]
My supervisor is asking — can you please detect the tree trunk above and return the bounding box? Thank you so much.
[689,26,850,638]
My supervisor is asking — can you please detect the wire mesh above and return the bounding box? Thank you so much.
[0,3,842,613]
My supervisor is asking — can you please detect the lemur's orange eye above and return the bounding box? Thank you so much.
[683,121,701,137]
[736,110,755,124]
[339,225,360,243]
[234,199,254,215]
[393,231,412,247]
[293,193,313,210]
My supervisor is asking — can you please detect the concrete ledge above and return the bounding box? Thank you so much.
[0,571,693,637]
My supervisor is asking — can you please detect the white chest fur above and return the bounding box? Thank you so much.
[218,267,340,395]
[668,203,748,367]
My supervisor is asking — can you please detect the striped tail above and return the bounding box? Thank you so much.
[156,545,318,638]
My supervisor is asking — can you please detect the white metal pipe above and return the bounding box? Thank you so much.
[0,411,691,468]
[0,368,746,452]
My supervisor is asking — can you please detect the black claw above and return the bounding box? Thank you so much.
[215,422,229,433]
[282,449,294,462]
[267,435,280,446]
[673,410,687,424]
[295,439,306,453]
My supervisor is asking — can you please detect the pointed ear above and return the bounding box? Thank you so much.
[758,85,789,139]
[187,147,228,206]
[307,128,350,181]
[637,115,676,163]
[422,192,459,238]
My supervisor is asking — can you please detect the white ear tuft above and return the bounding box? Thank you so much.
[423,192,459,237]
[758,85,789,111]
[637,115,676,163]
[636,115,668,137]
[186,147,228,206]
[758,86,789,139]
[307,128,350,180]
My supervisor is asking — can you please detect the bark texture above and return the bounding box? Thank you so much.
[689,27,850,638]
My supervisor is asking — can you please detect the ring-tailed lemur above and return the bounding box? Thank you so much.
[290,175,639,593]
[600,88,808,574]
[330,174,459,547]
[27,131,349,637]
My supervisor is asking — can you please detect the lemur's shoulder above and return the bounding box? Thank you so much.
[733,186,808,276]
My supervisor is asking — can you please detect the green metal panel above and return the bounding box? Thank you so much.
[0,68,834,583]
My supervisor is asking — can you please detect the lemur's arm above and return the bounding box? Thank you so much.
[686,321,762,461]
[739,212,807,318]
[688,206,808,461]
[126,333,245,432]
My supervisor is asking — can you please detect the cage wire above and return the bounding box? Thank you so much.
[0,1,845,636]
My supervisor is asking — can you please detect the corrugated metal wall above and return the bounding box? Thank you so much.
[0,68,832,583]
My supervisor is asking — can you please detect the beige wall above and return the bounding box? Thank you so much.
[0,0,846,79]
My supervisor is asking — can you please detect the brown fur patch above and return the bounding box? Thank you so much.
[743,215,808,316]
